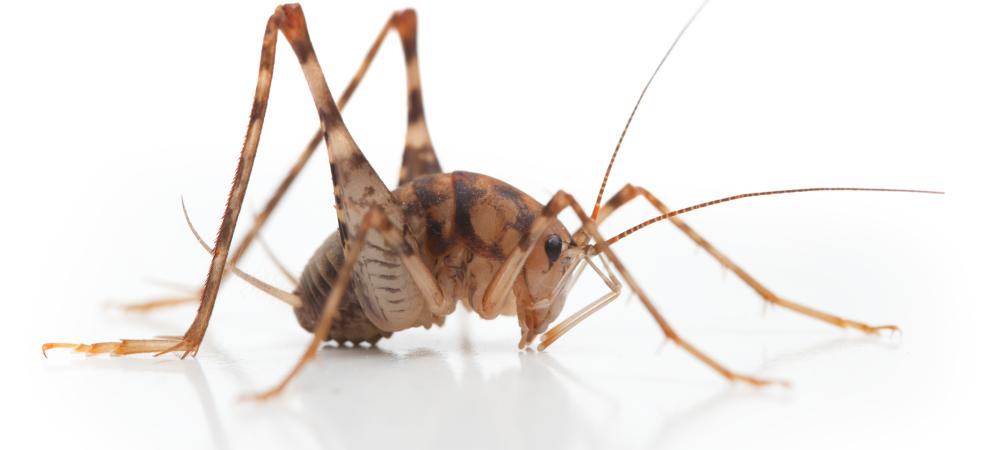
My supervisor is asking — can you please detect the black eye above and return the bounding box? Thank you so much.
[544,234,562,263]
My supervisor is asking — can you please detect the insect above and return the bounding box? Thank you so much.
[42,3,940,399]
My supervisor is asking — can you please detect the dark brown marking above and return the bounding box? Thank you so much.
[249,97,266,123]
[425,218,448,256]
[407,89,425,124]
[365,240,394,254]
[278,5,316,66]
[348,151,369,170]
[492,184,536,234]
[367,259,401,269]
[292,42,315,64]
[453,172,504,259]
[392,8,442,186]
[402,199,422,218]
[413,175,447,209]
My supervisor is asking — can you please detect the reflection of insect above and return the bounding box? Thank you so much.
[43,3,940,399]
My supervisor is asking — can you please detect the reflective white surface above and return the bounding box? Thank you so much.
[4,1,998,449]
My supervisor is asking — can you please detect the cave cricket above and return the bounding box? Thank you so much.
[43,2,941,399]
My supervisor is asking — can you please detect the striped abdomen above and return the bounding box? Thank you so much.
[293,233,392,345]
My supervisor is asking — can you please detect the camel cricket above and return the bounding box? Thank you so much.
[43,3,940,399]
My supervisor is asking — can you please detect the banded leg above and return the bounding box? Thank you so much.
[232,8,440,272]
[489,190,779,386]
[583,184,897,334]
[115,8,440,313]
[43,4,409,357]
[230,8,439,269]
[391,9,442,185]
[248,207,446,400]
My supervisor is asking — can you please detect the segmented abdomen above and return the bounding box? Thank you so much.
[293,233,391,345]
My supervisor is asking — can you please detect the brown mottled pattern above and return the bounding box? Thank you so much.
[450,171,543,259]
[47,4,928,397]
[393,171,561,321]
[274,6,434,332]
[451,172,502,259]
[254,5,445,340]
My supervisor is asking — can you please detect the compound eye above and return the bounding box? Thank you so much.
[544,234,562,264]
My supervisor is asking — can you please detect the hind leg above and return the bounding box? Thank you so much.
[44,5,328,358]
[113,8,440,314]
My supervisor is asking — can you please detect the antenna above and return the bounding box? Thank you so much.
[602,187,943,247]
[591,0,712,221]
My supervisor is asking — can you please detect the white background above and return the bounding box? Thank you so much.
[3,1,998,449]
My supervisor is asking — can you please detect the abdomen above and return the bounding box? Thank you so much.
[293,233,392,345]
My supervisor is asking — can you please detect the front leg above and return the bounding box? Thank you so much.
[492,190,781,386]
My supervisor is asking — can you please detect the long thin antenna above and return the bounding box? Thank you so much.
[602,187,944,247]
[591,0,712,221]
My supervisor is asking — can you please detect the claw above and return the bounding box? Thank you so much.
[727,372,790,388]
[41,343,87,358]
[862,324,900,335]
[240,387,283,402]
[156,338,200,358]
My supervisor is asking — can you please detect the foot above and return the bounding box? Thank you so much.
[727,371,790,388]
[241,385,287,402]
[42,337,199,358]
[857,324,900,335]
